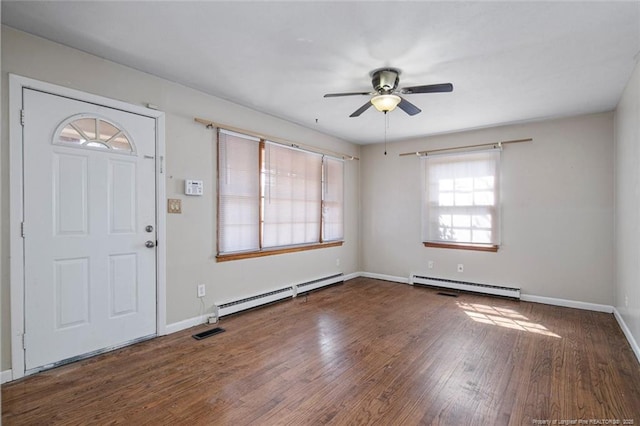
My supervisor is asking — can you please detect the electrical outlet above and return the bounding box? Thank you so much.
[197,284,206,298]
[457,264,464,273]
[625,295,629,308]
[428,261,434,269]
[336,258,340,266]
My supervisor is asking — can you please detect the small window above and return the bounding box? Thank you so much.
[422,149,501,251]
[55,115,135,153]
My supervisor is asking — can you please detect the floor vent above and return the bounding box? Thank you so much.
[295,273,344,295]
[216,286,294,318]
[192,327,225,340]
[437,292,459,298]
[411,275,520,299]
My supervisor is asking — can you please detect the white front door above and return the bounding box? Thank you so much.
[23,88,157,371]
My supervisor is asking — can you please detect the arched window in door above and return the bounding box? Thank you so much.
[54,115,136,154]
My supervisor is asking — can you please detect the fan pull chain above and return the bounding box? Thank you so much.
[384,111,388,155]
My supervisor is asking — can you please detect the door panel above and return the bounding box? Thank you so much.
[54,258,90,329]
[23,88,157,371]
[109,159,137,233]
[53,153,89,236]
[109,253,139,317]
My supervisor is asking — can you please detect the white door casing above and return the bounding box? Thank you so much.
[9,75,167,379]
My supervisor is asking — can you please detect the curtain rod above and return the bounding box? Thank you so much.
[398,138,533,157]
[194,117,359,161]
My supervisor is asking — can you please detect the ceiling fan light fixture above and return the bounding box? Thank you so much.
[371,94,401,112]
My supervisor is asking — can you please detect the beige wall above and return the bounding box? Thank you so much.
[0,27,361,371]
[614,58,640,347]
[360,113,615,304]
[0,24,628,375]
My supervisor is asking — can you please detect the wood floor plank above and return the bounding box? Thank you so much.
[3,277,639,425]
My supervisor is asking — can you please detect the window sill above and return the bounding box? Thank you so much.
[217,241,344,262]
[423,242,499,253]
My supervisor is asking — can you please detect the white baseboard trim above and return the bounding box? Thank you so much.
[343,271,363,282]
[164,314,209,335]
[520,293,613,313]
[1,369,13,384]
[360,272,409,284]
[613,308,640,364]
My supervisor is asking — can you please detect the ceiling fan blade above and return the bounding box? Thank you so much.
[324,91,372,98]
[397,97,421,116]
[400,83,453,94]
[350,101,373,117]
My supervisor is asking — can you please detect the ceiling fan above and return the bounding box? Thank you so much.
[324,68,453,117]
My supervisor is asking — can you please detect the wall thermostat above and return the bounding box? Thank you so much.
[185,179,204,196]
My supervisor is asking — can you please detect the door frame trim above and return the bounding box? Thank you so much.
[9,74,167,380]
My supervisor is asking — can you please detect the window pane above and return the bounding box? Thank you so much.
[322,157,344,241]
[98,120,120,142]
[453,228,471,241]
[439,192,454,206]
[452,215,471,228]
[472,214,492,229]
[439,179,454,191]
[110,135,133,152]
[474,191,494,206]
[454,192,473,206]
[73,118,97,140]
[59,125,85,144]
[85,141,109,149]
[455,178,473,191]
[438,214,452,227]
[439,227,454,240]
[262,143,322,248]
[473,230,492,243]
[474,176,494,190]
[218,131,260,253]
[422,149,501,245]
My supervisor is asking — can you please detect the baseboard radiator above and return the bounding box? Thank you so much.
[216,287,294,318]
[295,273,343,295]
[410,274,520,299]
[216,273,344,318]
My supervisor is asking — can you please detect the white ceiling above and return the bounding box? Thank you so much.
[3,1,639,144]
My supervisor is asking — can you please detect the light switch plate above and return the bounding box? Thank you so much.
[168,198,182,214]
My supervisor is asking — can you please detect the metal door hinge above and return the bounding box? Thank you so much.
[22,334,26,350]
[20,109,25,126]
[21,222,25,238]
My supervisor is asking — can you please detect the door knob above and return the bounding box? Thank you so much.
[145,240,155,248]
[145,225,154,232]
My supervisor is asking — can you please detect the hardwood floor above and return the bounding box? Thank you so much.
[3,277,639,425]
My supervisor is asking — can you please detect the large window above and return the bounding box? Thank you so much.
[218,129,344,260]
[421,149,501,251]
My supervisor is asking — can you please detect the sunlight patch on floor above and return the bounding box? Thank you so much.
[456,301,561,338]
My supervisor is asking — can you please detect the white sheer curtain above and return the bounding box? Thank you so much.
[218,130,260,253]
[322,156,344,242]
[422,149,501,245]
[262,142,322,248]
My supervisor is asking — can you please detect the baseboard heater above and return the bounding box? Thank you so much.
[216,286,294,318]
[295,273,343,294]
[410,275,520,299]
[216,273,344,318]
